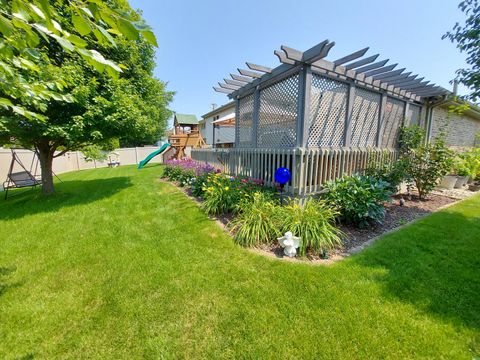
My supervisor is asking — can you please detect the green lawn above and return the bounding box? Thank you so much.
[0,165,479,359]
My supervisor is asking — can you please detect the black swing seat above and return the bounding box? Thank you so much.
[7,171,42,187]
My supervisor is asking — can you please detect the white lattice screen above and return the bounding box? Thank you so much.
[308,75,348,147]
[407,104,422,127]
[237,94,254,147]
[380,97,405,148]
[350,88,381,147]
[257,74,299,148]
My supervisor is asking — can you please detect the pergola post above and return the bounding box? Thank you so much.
[234,98,240,147]
[403,101,410,126]
[344,83,356,146]
[376,93,387,147]
[296,66,312,148]
[252,87,260,147]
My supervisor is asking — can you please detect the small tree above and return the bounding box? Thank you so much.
[398,126,454,199]
[0,1,173,195]
[443,0,480,102]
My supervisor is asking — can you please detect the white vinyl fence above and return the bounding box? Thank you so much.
[192,148,399,196]
[0,146,164,191]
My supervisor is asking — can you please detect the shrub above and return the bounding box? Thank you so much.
[199,173,274,215]
[458,148,480,180]
[230,192,280,247]
[279,200,343,256]
[364,156,406,193]
[398,126,454,199]
[323,175,392,228]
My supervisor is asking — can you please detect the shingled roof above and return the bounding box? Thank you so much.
[174,113,198,125]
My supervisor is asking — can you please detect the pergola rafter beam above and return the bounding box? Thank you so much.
[353,59,389,73]
[224,78,245,87]
[246,62,272,73]
[213,86,233,94]
[219,82,240,90]
[302,40,336,63]
[372,68,406,81]
[230,74,253,83]
[345,54,379,70]
[238,68,263,79]
[333,47,369,66]
[363,63,398,77]
[379,72,412,83]
[383,74,417,86]
[394,77,424,88]
[280,45,303,62]
[274,49,296,65]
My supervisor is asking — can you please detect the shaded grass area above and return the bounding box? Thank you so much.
[0,164,478,359]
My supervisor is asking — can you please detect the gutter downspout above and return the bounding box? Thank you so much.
[425,96,449,143]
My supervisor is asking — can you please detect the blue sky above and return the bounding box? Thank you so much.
[129,0,468,121]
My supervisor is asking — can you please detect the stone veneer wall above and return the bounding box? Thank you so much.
[431,106,480,148]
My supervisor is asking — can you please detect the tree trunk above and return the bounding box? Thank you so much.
[37,146,55,195]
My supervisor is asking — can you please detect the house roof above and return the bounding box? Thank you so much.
[201,101,235,119]
[174,113,198,125]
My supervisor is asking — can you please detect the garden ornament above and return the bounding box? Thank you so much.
[278,231,300,258]
[274,167,291,205]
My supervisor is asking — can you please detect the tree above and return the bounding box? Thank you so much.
[443,0,480,102]
[0,1,173,194]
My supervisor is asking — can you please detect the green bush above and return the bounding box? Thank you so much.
[230,192,280,247]
[279,200,343,256]
[364,157,406,193]
[457,148,480,180]
[199,172,274,215]
[398,126,454,199]
[323,175,392,228]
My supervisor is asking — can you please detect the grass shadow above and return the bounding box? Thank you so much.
[351,209,480,331]
[0,177,132,220]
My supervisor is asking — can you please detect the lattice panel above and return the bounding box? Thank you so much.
[308,75,348,147]
[257,74,299,148]
[380,97,405,148]
[408,104,422,126]
[350,88,381,147]
[237,94,254,147]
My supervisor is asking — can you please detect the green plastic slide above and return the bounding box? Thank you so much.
[137,143,170,169]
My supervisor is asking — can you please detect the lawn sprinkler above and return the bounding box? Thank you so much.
[274,167,291,205]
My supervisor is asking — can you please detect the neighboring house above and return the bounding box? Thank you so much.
[200,102,235,148]
[429,100,480,149]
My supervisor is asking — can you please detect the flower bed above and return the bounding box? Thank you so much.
[161,142,477,262]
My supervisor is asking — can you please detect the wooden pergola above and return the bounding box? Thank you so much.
[213,39,449,150]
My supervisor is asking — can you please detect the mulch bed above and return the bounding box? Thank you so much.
[339,194,456,252]
[160,177,469,263]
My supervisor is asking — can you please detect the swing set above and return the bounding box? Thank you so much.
[2,149,61,199]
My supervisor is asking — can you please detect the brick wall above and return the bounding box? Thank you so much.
[431,106,480,148]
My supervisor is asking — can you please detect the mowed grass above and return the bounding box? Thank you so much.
[0,165,479,359]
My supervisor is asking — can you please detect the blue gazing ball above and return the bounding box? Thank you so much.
[274,167,291,185]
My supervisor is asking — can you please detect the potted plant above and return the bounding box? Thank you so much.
[453,156,469,189]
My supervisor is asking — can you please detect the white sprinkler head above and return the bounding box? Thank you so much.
[277,231,301,258]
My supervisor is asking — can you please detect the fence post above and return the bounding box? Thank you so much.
[134,147,139,164]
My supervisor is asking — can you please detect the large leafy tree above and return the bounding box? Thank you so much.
[444,0,480,102]
[0,0,173,194]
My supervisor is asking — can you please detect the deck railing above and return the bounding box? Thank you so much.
[191,147,399,196]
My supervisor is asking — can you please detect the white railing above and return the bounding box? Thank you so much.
[191,147,399,196]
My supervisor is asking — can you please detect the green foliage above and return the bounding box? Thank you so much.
[323,175,392,228]
[197,173,273,215]
[0,0,173,194]
[364,154,406,193]
[0,0,159,119]
[278,200,343,256]
[457,147,480,179]
[398,126,454,199]
[230,192,280,247]
[443,0,480,102]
